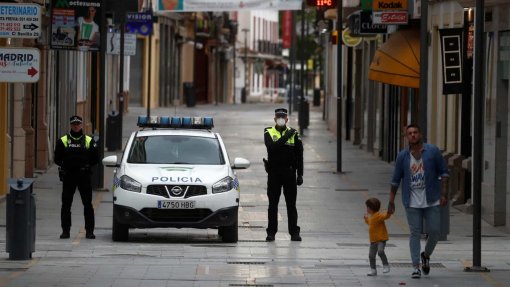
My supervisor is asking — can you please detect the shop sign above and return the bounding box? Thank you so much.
[106,32,136,56]
[0,3,41,39]
[439,29,463,94]
[361,0,373,11]
[50,0,102,52]
[372,11,408,24]
[0,47,40,83]
[126,12,153,36]
[359,11,387,34]
[372,0,407,11]
[342,28,362,47]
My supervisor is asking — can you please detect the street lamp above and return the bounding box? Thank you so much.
[241,28,249,103]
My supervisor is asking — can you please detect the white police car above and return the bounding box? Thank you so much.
[102,116,250,242]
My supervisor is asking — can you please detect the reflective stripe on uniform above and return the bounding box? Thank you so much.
[61,135,92,149]
[265,127,295,146]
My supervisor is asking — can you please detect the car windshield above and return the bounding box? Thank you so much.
[127,135,225,165]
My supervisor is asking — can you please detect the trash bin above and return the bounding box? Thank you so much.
[6,178,36,260]
[313,89,321,106]
[241,87,247,103]
[184,82,196,107]
[106,111,122,151]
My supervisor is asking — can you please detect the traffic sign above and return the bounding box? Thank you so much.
[0,48,40,83]
[0,3,41,39]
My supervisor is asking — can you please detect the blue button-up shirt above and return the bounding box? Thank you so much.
[391,143,449,208]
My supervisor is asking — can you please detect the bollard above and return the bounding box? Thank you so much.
[6,178,36,260]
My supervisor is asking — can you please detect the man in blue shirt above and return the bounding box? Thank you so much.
[387,124,449,279]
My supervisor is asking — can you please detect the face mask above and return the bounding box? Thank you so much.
[276,118,286,127]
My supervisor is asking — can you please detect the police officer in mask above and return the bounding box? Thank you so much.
[54,115,99,239]
[264,108,304,242]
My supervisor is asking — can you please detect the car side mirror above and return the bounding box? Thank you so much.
[102,155,119,167]
[232,157,250,169]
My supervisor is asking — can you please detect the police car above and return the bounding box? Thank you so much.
[102,116,250,242]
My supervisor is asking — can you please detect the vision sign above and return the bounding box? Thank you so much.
[0,48,40,83]
[0,3,41,38]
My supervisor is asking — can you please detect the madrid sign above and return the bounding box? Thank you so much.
[0,48,40,83]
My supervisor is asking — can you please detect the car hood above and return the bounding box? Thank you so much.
[123,164,230,186]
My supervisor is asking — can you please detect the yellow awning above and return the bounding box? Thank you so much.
[368,29,420,88]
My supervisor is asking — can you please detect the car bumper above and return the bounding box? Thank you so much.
[114,204,238,228]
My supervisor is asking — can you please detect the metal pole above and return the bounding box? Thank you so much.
[117,17,125,150]
[346,47,352,141]
[289,11,296,116]
[146,2,152,117]
[242,28,249,104]
[299,1,305,135]
[465,0,489,273]
[233,22,237,104]
[418,0,428,138]
[97,0,107,188]
[336,0,342,173]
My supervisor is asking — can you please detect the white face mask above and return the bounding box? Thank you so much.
[276,118,286,127]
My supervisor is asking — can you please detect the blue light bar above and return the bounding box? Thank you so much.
[137,116,214,129]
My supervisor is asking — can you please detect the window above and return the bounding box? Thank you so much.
[128,135,225,165]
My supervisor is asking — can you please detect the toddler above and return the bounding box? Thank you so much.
[364,197,391,276]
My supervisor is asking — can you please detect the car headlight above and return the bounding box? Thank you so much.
[120,175,142,193]
[212,176,233,193]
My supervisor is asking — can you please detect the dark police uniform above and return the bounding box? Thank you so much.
[54,115,99,239]
[264,109,303,241]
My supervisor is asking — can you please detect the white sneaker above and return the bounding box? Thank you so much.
[367,269,377,276]
[383,265,390,273]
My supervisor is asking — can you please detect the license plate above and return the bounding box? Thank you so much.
[158,200,195,209]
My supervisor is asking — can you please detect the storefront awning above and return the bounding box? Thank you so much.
[368,29,420,88]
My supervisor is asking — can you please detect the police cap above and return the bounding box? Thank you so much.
[69,115,83,124]
[274,108,288,116]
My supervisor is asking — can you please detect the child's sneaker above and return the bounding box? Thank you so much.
[367,269,377,276]
[383,265,390,273]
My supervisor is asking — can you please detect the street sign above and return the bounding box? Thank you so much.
[0,48,40,83]
[107,32,137,56]
[0,3,41,39]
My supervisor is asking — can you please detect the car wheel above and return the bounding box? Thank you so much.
[112,215,129,242]
[219,215,238,243]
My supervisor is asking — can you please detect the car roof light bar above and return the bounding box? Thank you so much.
[137,116,214,129]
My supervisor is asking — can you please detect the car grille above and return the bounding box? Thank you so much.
[140,208,213,222]
[146,185,207,198]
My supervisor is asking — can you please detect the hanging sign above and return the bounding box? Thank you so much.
[372,0,408,11]
[159,0,302,12]
[372,11,408,25]
[0,48,40,83]
[342,28,362,47]
[439,28,463,94]
[0,3,41,38]
[126,12,153,36]
[106,32,137,56]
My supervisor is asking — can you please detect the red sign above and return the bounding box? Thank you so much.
[372,11,408,24]
[282,11,292,49]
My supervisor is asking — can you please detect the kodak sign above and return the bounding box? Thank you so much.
[372,0,407,11]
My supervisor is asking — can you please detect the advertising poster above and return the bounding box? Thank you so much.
[51,0,102,51]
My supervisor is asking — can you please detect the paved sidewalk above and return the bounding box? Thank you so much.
[0,103,508,287]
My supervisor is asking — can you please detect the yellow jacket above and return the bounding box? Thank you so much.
[364,211,391,243]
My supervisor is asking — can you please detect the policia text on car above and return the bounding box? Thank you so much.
[264,108,304,242]
[54,115,99,239]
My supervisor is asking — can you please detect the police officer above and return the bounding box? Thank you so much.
[264,108,304,242]
[54,115,99,239]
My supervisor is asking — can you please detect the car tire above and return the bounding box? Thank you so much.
[112,215,129,242]
[219,215,238,243]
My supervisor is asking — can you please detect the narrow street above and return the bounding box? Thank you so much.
[0,103,509,287]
